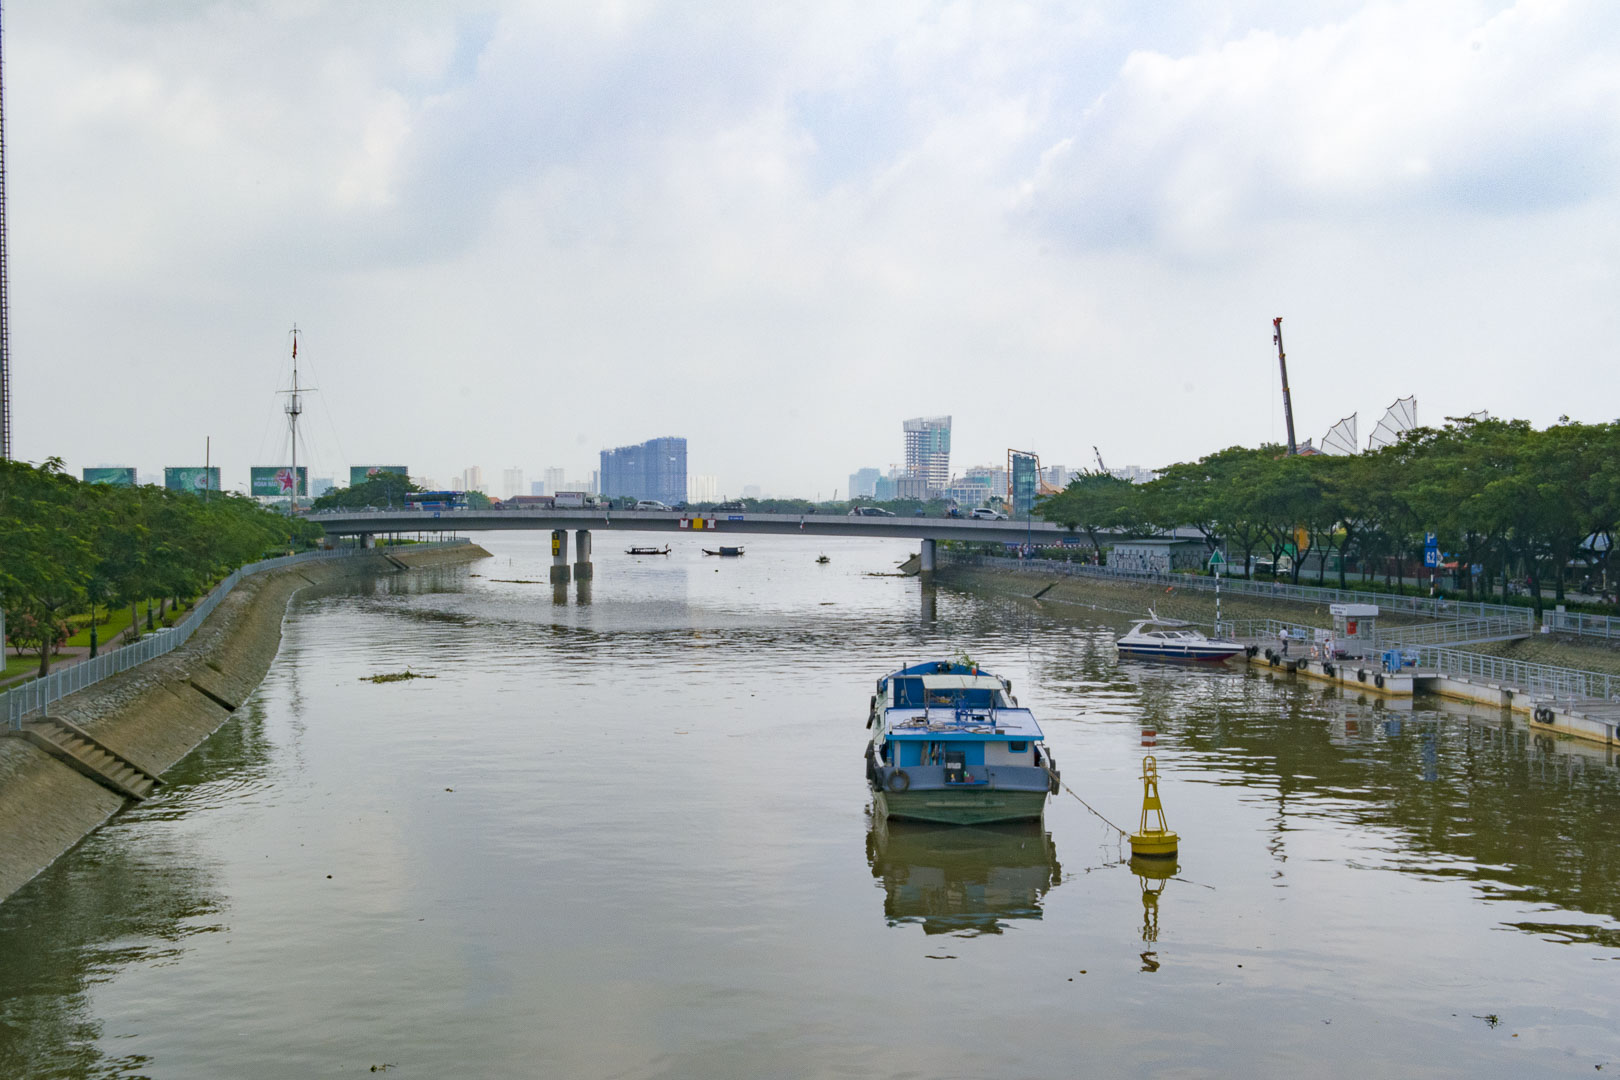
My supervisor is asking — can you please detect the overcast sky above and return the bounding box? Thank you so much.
[8,0,1618,496]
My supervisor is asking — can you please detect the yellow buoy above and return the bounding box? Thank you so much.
[1129,755,1178,859]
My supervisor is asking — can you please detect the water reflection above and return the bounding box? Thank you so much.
[0,702,275,1078]
[866,817,1062,935]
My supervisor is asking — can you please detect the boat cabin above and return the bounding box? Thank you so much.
[875,663,1045,773]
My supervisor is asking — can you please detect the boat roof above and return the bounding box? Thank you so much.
[879,660,1008,687]
[919,674,1006,691]
[1129,617,1191,628]
[884,707,1043,741]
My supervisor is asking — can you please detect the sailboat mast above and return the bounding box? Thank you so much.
[287,327,301,515]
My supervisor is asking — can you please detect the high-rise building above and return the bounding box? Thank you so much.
[543,467,566,495]
[903,416,951,493]
[501,467,524,500]
[530,480,546,496]
[599,436,687,504]
[848,467,881,499]
[462,466,485,493]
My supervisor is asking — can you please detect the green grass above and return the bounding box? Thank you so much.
[62,597,199,648]
[3,654,38,681]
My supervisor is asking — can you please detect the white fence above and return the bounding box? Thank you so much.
[4,540,468,729]
[1544,610,1620,641]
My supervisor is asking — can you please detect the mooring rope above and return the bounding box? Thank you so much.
[1061,782,1130,838]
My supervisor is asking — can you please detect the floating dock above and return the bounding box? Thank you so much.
[1238,645,1620,749]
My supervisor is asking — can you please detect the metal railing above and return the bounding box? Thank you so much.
[1411,645,1619,702]
[1371,617,1528,647]
[1544,610,1620,641]
[4,539,469,729]
[940,552,1535,628]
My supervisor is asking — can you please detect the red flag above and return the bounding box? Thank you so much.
[292,337,298,359]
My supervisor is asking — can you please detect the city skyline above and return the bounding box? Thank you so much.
[6,3,1616,494]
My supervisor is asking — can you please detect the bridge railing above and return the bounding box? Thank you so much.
[939,552,1534,628]
[3,539,469,730]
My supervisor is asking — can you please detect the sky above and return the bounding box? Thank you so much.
[6,0,1619,498]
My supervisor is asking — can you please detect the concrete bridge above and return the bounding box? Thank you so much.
[313,507,1078,583]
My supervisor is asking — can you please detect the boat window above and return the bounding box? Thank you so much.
[1009,741,1027,753]
[894,678,926,707]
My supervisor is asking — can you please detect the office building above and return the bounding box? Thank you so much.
[848,467,881,500]
[543,467,566,495]
[903,416,951,494]
[502,468,524,500]
[599,436,687,504]
[460,466,485,493]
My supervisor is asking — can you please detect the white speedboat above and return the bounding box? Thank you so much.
[1116,616,1245,662]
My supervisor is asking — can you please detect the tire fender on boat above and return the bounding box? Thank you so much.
[866,694,877,729]
[1048,770,1061,795]
[1374,673,1385,689]
[887,769,911,793]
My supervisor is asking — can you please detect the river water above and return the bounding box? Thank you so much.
[2,533,1618,1078]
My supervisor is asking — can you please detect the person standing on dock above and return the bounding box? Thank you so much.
[1278,627,1290,656]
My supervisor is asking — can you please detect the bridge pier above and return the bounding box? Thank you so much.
[574,529,593,580]
[919,538,936,580]
[550,529,571,584]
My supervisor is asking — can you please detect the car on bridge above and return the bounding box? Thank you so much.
[635,500,674,511]
[848,506,896,517]
[971,507,1007,520]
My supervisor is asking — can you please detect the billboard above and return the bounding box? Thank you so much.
[1009,451,1039,519]
[164,467,221,493]
[83,467,137,486]
[350,465,409,487]
[250,466,308,497]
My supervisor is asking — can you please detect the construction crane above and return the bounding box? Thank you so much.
[1273,316,1297,456]
[1093,446,1107,473]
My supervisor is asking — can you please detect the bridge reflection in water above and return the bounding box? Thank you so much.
[866,817,1062,936]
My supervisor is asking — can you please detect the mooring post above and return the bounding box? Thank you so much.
[550,529,571,584]
[574,529,593,580]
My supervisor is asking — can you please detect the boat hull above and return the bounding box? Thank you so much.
[1116,643,1244,662]
[874,787,1048,825]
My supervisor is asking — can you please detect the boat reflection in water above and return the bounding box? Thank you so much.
[866,816,1062,935]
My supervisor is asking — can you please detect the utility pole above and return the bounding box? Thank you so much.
[1273,317,1297,456]
[284,327,304,515]
[0,0,13,461]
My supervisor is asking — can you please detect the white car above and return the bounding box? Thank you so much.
[970,507,1007,520]
[635,500,672,511]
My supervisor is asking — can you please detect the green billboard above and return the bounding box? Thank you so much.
[164,467,221,493]
[250,466,308,497]
[83,467,137,486]
[350,465,409,487]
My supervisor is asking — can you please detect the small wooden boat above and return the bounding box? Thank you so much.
[702,546,745,557]
[626,545,671,555]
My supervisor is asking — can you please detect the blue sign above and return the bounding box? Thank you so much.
[1423,548,1441,568]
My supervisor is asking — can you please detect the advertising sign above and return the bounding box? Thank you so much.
[1009,451,1039,519]
[349,465,409,488]
[250,466,308,497]
[164,467,221,493]
[82,467,137,486]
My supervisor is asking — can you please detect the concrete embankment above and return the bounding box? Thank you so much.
[0,544,488,902]
[935,562,1349,628]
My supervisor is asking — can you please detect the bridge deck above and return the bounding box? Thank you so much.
[314,508,1078,542]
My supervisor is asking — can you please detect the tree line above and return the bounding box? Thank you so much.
[1036,417,1620,616]
[1,459,323,675]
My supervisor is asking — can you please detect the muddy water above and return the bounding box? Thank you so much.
[1,533,1617,1078]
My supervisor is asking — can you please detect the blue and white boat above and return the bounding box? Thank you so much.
[1115,616,1245,662]
[865,661,1059,825]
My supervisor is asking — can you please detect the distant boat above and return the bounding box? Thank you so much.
[1116,615,1245,662]
[816,554,830,564]
[702,546,745,557]
[626,545,670,555]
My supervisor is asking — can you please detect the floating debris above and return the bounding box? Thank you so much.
[490,578,544,584]
[360,670,435,684]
